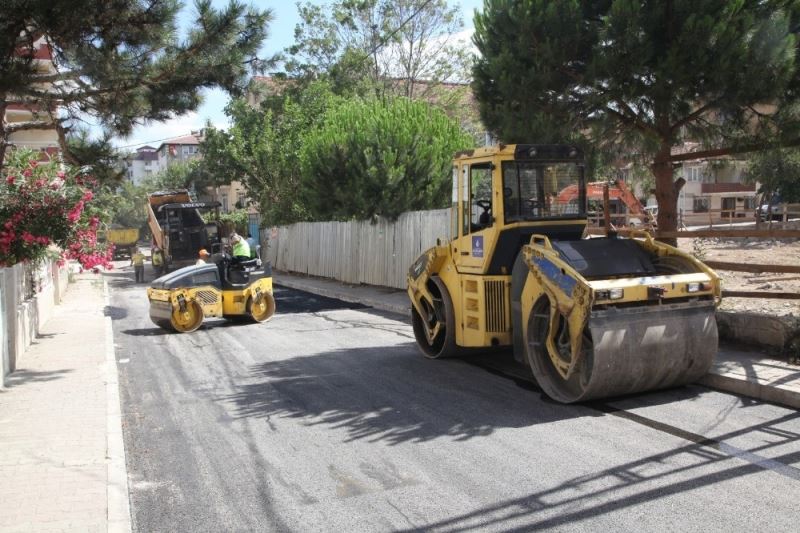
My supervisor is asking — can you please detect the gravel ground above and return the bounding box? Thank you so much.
[677,237,800,318]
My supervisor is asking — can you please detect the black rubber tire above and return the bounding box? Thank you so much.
[411,276,459,359]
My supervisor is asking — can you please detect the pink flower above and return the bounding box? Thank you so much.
[82,190,93,202]
[6,175,15,186]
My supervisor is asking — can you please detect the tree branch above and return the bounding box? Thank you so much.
[5,120,59,133]
[670,99,722,133]
[603,105,658,136]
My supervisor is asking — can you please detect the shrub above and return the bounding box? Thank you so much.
[0,150,113,269]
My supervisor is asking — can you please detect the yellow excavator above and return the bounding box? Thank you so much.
[407,144,720,403]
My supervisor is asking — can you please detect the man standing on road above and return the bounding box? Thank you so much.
[152,246,164,278]
[131,248,145,283]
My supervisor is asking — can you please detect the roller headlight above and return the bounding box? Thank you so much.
[596,288,624,300]
[609,288,624,300]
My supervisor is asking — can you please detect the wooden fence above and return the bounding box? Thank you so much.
[265,209,450,290]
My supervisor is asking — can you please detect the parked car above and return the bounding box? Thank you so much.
[757,192,783,221]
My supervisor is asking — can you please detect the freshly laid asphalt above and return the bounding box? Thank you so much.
[107,267,800,532]
[274,271,800,410]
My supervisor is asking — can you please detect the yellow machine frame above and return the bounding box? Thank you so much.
[408,144,721,403]
[148,277,274,333]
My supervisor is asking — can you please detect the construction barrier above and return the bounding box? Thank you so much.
[265,209,450,290]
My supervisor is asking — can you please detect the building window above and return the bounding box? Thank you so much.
[221,194,228,212]
[693,196,710,213]
[685,166,705,182]
[721,197,736,217]
[144,160,151,166]
[744,196,757,210]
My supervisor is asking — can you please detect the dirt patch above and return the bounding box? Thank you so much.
[677,236,800,359]
[678,237,800,317]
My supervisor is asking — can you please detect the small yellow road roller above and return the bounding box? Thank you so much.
[147,254,276,333]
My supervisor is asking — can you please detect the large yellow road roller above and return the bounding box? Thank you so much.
[407,144,720,403]
[147,254,276,333]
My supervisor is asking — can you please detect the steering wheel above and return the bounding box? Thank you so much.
[525,198,544,209]
[476,199,491,212]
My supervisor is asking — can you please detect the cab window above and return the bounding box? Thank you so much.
[468,163,493,233]
[503,161,584,222]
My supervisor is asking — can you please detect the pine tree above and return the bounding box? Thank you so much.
[473,0,800,236]
[300,98,474,221]
[0,0,274,171]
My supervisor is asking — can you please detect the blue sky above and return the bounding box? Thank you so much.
[114,0,485,150]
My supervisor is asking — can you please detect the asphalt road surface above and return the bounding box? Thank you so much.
[107,268,800,532]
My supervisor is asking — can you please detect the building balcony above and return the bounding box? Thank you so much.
[700,182,756,194]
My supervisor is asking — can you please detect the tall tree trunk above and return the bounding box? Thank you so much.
[651,142,684,247]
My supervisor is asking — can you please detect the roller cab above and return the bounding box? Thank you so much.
[408,144,720,403]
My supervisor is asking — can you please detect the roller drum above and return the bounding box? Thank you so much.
[529,300,717,403]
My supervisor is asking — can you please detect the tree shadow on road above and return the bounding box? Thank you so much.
[392,407,800,532]
[217,343,711,447]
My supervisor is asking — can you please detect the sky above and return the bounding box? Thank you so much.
[113,0,485,151]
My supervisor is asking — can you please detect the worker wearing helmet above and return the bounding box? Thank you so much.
[196,249,210,266]
[230,232,250,260]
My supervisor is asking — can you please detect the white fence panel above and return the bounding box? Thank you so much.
[265,208,450,289]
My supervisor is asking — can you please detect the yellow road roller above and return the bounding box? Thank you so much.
[147,254,276,333]
[407,144,720,403]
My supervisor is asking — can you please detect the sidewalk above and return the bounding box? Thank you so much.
[274,271,800,410]
[0,274,130,533]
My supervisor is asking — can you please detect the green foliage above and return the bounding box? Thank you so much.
[207,208,249,236]
[287,0,471,98]
[66,130,126,184]
[198,81,337,225]
[94,181,148,230]
[0,150,112,268]
[747,148,800,202]
[473,0,800,147]
[142,160,202,194]
[0,0,275,170]
[300,98,474,220]
[472,1,800,231]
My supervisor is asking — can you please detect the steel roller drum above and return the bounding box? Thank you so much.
[530,300,718,403]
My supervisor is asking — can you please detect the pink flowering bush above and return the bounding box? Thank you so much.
[0,150,113,269]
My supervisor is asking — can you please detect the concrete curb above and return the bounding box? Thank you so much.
[717,311,797,349]
[104,280,132,533]
[698,372,800,410]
